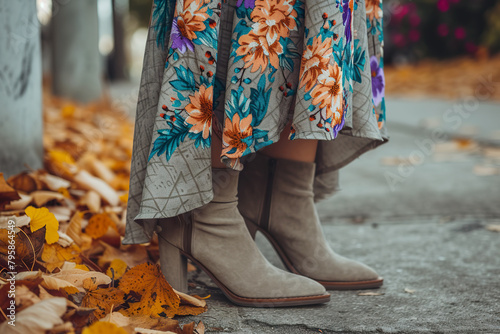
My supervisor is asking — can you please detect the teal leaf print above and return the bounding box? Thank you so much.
[279,38,300,73]
[149,116,189,161]
[193,21,218,49]
[226,88,251,119]
[249,75,270,127]
[152,0,175,49]
[170,65,197,91]
[353,39,366,83]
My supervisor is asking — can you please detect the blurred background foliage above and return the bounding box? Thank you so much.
[384,0,500,64]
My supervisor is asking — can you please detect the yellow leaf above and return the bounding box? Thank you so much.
[26,206,59,244]
[106,259,128,280]
[62,104,76,118]
[118,263,180,318]
[48,149,76,165]
[82,286,126,319]
[82,321,128,334]
[118,192,128,203]
[41,243,82,272]
[86,213,117,239]
[75,264,90,271]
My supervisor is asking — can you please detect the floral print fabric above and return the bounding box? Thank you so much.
[123,0,388,245]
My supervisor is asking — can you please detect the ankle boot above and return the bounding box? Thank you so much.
[157,168,330,307]
[238,153,383,290]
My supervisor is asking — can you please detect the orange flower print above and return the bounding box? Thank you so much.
[236,32,283,73]
[175,0,209,41]
[185,85,213,139]
[222,113,253,158]
[299,36,332,92]
[250,0,298,45]
[365,0,382,22]
[311,63,343,123]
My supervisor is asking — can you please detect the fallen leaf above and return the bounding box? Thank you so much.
[106,259,128,280]
[80,190,102,213]
[404,288,416,294]
[473,164,500,176]
[74,170,120,206]
[485,224,500,232]
[0,215,30,230]
[41,275,81,295]
[134,329,177,334]
[97,242,149,268]
[0,226,45,270]
[57,230,75,247]
[0,297,67,334]
[358,292,384,296]
[86,213,118,239]
[37,171,72,191]
[4,193,33,210]
[82,321,129,334]
[66,211,83,246]
[82,280,125,319]
[99,311,131,328]
[0,172,21,208]
[119,263,180,318]
[26,206,60,244]
[48,268,111,289]
[15,284,42,310]
[174,289,206,308]
[31,190,65,207]
[41,243,82,272]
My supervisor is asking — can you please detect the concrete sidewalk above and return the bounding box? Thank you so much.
[111,86,500,333]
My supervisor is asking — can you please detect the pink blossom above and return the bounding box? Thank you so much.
[437,0,449,12]
[455,27,466,39]
[409,30,420,42]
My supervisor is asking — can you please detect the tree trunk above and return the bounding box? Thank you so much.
[0,0,43,177]
[51,0,102,103]
[108,0,129,81]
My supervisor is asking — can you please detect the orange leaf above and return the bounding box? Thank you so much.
[41,243,82,272]
[85,213,117,239]
[0,172,21,208]
[82,285,126,319]
[118,263,180,318]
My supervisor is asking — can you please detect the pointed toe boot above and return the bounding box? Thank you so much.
[157,168,330,307]
[238,153,383,290]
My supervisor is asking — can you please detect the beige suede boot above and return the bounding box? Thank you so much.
[238,153,383,290]
[157,168,330,307]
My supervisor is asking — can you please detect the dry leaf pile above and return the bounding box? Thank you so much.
[385,55,500,101]
[0,96,207,334]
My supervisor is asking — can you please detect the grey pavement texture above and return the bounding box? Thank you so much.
[111,85,500,333]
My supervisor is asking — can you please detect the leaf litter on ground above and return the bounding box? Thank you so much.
[0,95,206,333]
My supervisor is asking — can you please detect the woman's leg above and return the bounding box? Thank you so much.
[211,131,227,168]
[261,123,318,163]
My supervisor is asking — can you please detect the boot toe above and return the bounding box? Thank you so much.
[276,270,327,298]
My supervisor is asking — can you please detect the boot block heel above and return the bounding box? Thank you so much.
[158,236,188,292]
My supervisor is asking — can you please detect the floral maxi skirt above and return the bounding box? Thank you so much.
[123,0,389,244]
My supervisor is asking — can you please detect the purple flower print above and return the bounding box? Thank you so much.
[370,55,385,106]
[236,0,255,9]
[170,17,194,54]
[342,0,352,43]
